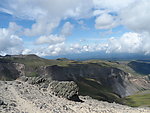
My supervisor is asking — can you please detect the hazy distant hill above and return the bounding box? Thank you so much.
[128,61,150,75]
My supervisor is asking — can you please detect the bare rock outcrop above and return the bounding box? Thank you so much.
[38,64,150,97]
[18,76,81,102]
[48,81,81,102]
[0,80,150,113]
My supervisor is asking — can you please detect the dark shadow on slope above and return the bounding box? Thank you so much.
[128,61,150,75]
[69,94,84,102]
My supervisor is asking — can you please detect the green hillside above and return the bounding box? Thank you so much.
[0,55,150,107]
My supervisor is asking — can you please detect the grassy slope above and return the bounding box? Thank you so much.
[76,77,120,103]
[1,55,75,77]
[82,60,150,107]
[3,56,148,77]
[120,90,150,107]
[1,56,150,107]
[83,60,147,76]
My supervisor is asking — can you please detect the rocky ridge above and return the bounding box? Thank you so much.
[0,80,150,113]
[18,76,80,101]
[0,54,150,110]
[37,64,150,97]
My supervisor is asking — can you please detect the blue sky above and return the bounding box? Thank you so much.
[0,0,150,58]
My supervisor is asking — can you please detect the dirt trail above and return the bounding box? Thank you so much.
[9,85,43,113]
[0,80,150,113]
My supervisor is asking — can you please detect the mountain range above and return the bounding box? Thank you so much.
[0,54,150,112]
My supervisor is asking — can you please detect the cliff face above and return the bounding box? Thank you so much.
[0,59,25,80]
[0,55,150,99]
[39,64,150,97]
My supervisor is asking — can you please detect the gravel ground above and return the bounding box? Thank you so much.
[0,80,150,113]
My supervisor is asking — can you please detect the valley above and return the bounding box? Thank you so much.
[0,54,150,112]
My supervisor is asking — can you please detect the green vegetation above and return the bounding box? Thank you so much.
[26,72,39,77]
[120,91,150,107]
[76,77,120,103]
[77,77,150,107]
[2,55,149,77]
[1,55,150,107]
[2,56,76,68]
[83,60,148,76]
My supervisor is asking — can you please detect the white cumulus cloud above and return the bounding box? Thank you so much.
[93,0,137,11]
[0,28,23,55]
[0,0,150,56]
[1,0,93,37]
[120,0,150,33]
[61,22,74,37]
[95,13,118,29]
[106,32,150,55]
[36,35,65,45]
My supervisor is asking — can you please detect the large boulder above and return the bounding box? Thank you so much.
[18,76,81,102]
[18,76,48,84]
[48,81,81,101]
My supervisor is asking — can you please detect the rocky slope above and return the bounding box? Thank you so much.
[39,64,150,97]
[0,59,25,80]
[0,54,150,107]
[1,80,150,113]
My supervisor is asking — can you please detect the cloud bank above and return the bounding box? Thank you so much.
[0,0,150,56]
